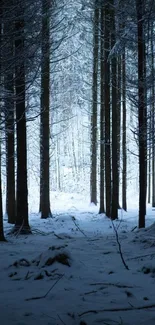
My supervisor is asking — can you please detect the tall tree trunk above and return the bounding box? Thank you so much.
[40,0,52,218]
[0,3,5,240]
[99,6,105,214]
[0,134,6,241]
[148,109,151,204]
[14,4,31,233]
[122,52,127,211]
[104,2,111,218]
[5,88,15,224]
[136,0,147,228]
[90,4,99,205]
[151,23,155,207]
[117,57,121,209]
[4,17,15,224]
[111,1,118,220]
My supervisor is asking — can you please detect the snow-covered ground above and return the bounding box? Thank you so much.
[1,192,155,325]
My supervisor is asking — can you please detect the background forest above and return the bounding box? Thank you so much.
[0,0,154,240]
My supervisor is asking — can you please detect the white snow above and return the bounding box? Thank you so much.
[1,192,155,325]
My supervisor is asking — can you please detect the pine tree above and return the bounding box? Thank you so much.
[104,2,111,218]
[40,0,52,219]
[4,11,15,224]
[99,5,105,214]
[122,51,127,211]
[90,3,99,206]
[0,142,5,241]
[137,0,147,228]
[111,0,118,220]
[14,2,31,233]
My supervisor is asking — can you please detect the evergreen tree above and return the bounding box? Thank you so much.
[40,0,52,218]
[14,1,31,233]
[90,2,99,206]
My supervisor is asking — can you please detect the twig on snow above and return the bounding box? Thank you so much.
[89,282,134,288]
[127,252,155,260]
[79,303,155,316]
[15,220,24,237]
[71,216,88,238]
[111,220,129,270]
[54,233,64,239]
[25,273,64,301]
[57,314,67,325]
[131,226,137,232]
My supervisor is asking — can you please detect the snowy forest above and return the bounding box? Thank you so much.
[1,1,155,325]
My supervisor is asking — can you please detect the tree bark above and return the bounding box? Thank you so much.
[40,0,52,218]
[151,22,155,207]
[4,17,15,224]
[136,0,147,228]
[104,2,111,218]
[99,6,105,214]
[14,5,31,233]
[111,1,118,220]
[0,139,6,241]
[90,4,99,205]
[122,52,127,211]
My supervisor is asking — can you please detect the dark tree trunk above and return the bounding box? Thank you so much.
[4,20,15,224]
[117,57,121,209]
[5,93,15,224]
[122,52,127,211]
[148,110,151,204]
[0,1,6,241]
[99,6,105,214]
[14,6,31,234]
[136,0,147,228]
[0,143,6,241]
[90,4,99,206]
[111,1,118,220]
[40,0,52,218]
[151,23,155,207]
[104,2,111,218]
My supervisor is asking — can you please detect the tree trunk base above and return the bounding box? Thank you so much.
[41,211,52,219]
[9,225,32,235]
[0,235,7,242]
[99,208,105,214]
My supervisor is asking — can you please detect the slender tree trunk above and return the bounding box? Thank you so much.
[90,4,99,205]
[0,136,6,241]
[104,2,111,218]
[122,52,127,211]
[40,0,52,218]
[14,5,31,233]
[99,6,105,214]
[4,21,15,224]
[151,23,155,207]
[111,1,118,220]
[5,92,15,224]
[0,1,5,241]
[148,110,151,204]
[136,0,147,228]
[117,57,121,209]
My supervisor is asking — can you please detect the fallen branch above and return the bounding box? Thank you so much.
[15,220,24,237]
[57,314,67,325]
[131,226,137,232]
[127,253,155,260]
[111,220,129,270]
[25,273,64,301]
[90,282,134,289]
[71,216,88,238]
[79,303,155,316]
[54,233,64,239]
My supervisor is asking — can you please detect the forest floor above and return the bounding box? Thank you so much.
[1,192,155,325]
